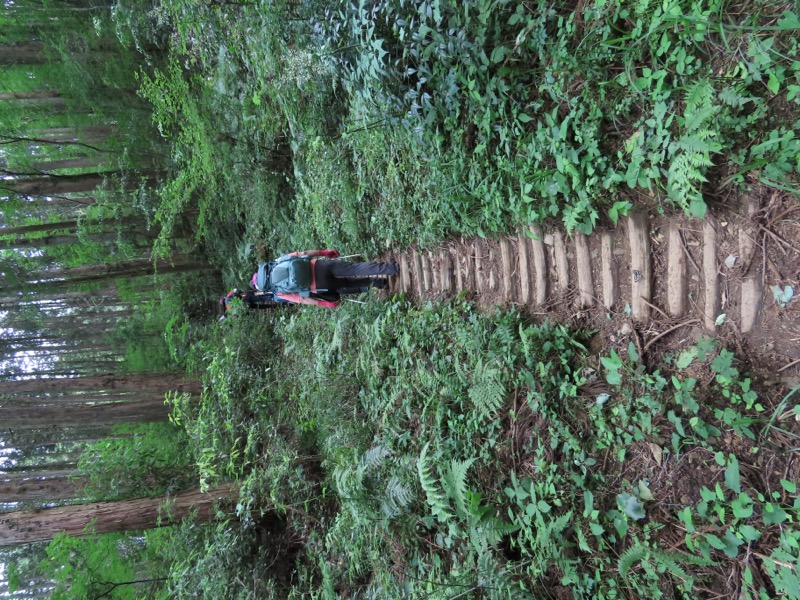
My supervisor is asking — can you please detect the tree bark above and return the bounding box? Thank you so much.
[0,396,170,429]
[32,156,105,172]
[0,485,235,546]
[0,220,78,236]
[0,42,46,65]
[0,472,87,502]
[0,173,110,196]
[0,374,201,395]
[25,257,215,288]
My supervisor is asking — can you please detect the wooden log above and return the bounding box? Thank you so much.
[667,220,687,317]
[600,233,617,310]
[574,232,593,308]
[529,225,547,306]
[627,212,652,321]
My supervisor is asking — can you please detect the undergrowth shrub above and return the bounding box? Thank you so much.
[167,295,800,598]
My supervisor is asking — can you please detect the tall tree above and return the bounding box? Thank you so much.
[0,485,235,546]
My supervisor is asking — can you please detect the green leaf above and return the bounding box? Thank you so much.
[676,348,697,369]
[767,73,781,94]
[705,533,726,550]
[606,369,622,386]
[780,479,797,493]
[738,524,761,542]
[732,493,754,519]
[688,197,707,218]
[763,503,789,525]
[584,490,595,517]
[618,493,646,520]
[638,480,654,501]
[699,487,716,502]
[725,455,741,493]
[777,10,800,30]
[706,531,742,557]
[722,531,744,557]
[490,46,511,64]
[601,350,622,370]
[628,342,639,363]
[711,350,737,380]
[771,284,795,308]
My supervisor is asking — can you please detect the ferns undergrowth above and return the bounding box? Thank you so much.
[162,296,800,599]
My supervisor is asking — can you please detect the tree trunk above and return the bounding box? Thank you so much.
[0,220,78,236]
[25,257,214,288]
[0,374,201,395]
[0,472,87,502]
[0,485,235,546]
[0,397,170,429]
[1,173,110,196]
[34,125,115,144]
[32,156,105,172]
[0,42,46,65]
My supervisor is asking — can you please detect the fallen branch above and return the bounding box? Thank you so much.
[643,320,701,353]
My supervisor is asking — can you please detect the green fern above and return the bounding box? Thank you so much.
[619,543,717,580]
[667,78,723,218]
[417,443,453,522]
[443,457,476,518]
[468,359,506,418]
[618,543,649,578]
[333,458,364,501]
[360,445,390,472]
[380,476,414,518]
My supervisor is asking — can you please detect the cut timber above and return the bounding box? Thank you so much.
[440,251,453,292]
[702,219,719,331]
[600,233,617,310]
[574,232,593,308]
[420,253,432,294]
[529,225,547,306]
[739,197,763,333]
[474,239,486,292]
[500,238,514,301]
[666,220,687,317]
[627,212,652,321]
[488,245,498,291]
[453,248,463,292]
[517,231,531,304]
[412,251,425,299]
[399,255,411,293]
[462,247,475,291]
[553,231,569,292]
[429,252,439,290]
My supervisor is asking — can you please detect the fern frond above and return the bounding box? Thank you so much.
[653,551,689,581]
[333,460,364,501]
[619,543,649,578]
[443,457,475,518]
[719,85,753,108]
[360,445,390,472]
[469,359,506,418]
[675,136,714,154]
[483,515,520,546]
[417,443,453,522]
[684,78,714,112]
[380,476,414,518]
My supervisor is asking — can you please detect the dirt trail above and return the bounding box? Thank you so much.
[386,189,800,380]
